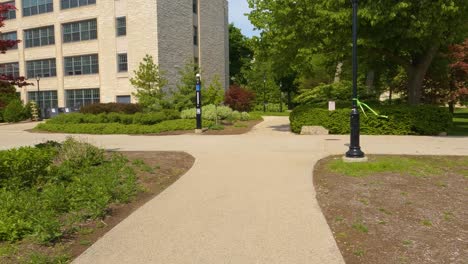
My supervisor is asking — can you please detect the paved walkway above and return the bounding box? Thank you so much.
[1,117,467,264]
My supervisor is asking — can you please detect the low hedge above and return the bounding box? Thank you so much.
[36,119,214,135]
[47,110,180,125]
[290,105,453,135]
[80,103,143,114]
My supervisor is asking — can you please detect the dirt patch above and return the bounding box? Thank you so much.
[0,151,194,263]
[314,155,468,264]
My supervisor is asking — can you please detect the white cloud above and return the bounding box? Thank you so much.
[228,0,260,37]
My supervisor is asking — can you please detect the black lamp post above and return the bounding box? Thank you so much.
[263,73,266,113]
[345,0,365,158]
[36,75,42,121]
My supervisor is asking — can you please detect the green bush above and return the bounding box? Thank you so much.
[36,119,214,134]
[46,110,180,125]
[80,103,143,114]
[181,104,237,121]
[0,141,139,243]
[0,147,56,188]
[240,112,251,121]
[3,100,28,123]
[290,105,452,135]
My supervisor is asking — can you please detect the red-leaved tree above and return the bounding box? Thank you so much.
[224,85,256,112]
[0,3,30,88]
[448,39,468,112]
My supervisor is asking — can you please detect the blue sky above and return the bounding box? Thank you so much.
[228,0,259,38]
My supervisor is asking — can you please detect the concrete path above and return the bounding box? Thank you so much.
[1,117,467,264]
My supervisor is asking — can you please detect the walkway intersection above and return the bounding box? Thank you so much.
[0,117,467,264]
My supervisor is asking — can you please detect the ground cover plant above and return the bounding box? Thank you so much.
[289,105,453,135]
[314,155,468,264]
[0,140,195,263]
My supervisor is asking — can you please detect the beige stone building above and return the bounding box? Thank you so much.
[0,0,229,109]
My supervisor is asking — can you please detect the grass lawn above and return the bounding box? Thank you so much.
[448,108,468,136]
[249,111,291,120]
[314,155,468,264]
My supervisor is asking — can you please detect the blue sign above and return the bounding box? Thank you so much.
[196,84,201,92]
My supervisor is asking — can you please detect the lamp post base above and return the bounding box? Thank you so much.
[342,155,368,163]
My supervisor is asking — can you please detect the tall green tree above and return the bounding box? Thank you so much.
[130,55,169,110]
[172,62,200,111]
[229,24,253,84]
[248,0,468,105]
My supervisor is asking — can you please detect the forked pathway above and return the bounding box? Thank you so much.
[1,117,467,263]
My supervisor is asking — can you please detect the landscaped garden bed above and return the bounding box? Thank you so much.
[314,155,468,264]
[0,139,194,263]
[290,105,454,135]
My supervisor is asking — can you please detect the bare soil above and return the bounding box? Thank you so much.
[314,155,468,264]
[0,151,194,263]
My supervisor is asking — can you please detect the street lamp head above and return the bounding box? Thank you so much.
[36,75,41,81]
[196,73,201,81]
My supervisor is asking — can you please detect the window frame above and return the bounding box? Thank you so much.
[116,16,126,36]
[62,19,98,43]
[24,26,55,48]
[117,53,128,72]
[26,58,57,78]
[64,54,99,76]
[22,0,54,17]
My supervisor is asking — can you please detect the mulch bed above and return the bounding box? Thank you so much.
[314,155,468,264]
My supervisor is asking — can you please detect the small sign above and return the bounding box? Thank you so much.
[51,109,56,113]
[196,84,201,92]
[196,109,201,115]
[328,101,336,111]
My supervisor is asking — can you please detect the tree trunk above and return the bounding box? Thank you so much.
[448,101,455,114]
[407,67,426,105]
[406,44,440,105]
[287,91,292,110]
[334,62,343,83]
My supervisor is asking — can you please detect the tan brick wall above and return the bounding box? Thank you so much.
[0,0,228,106]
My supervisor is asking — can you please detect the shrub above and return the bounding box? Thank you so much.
[36,119,215,134]
[80,103,143,114]
[47,110,180,125]
[55,138,105,170]
[3,100,27,123]
[240,112,251,121]
[290,105,452,135]
[0,141,139,243]
[181,105,236,121]
[231,111,241,121]
[224,85,255,112]
[0,146,56,188]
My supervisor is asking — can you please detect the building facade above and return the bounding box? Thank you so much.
[0,0,229,109]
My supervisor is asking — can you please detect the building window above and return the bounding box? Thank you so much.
[26,58,56,78]
[61,0,96,10]
[117,53,128,72]
[193,0,197,14]
[116,17,126,36]
[1,31,18,49]
[65,88,100,108]
[193,26,198,45]
[0,62,20,78]
[116,95,131,104]
[28,90,58,109]
[24,26,55,48]
[63,19,97,43]
[4,1,16,19]
[64,54,99,76]
[22,0,53,17]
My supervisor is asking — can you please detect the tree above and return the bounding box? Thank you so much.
[229,24,253,84]
[203,75,224,106]
[448,39,468,110]
[130,55,169,111]
[224,85,256,112]
[248,0,468,105]
[172,62,199,111]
